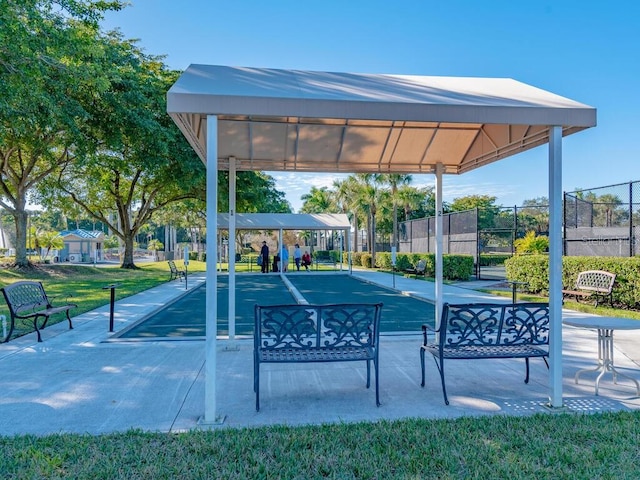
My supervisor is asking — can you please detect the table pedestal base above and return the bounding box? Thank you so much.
[575,328,640,395]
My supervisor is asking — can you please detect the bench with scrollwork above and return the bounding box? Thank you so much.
[1,281,76,343]
[254,303,383,411]
[420,302,549,405]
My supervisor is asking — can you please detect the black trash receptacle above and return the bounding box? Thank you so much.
[235,253,242,262]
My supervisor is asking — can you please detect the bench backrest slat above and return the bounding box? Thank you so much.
[440,302,549,347]
[1,281,50,315]
[255,303,382,351]
[575,270,615,293]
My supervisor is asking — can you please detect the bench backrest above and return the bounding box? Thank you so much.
[255,303,382,351]
[575,270,616,293]
[1,281,50,316]
[439,302,549,348]
[168,260,182,272]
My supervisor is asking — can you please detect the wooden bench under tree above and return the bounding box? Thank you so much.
[1,281,77,343]
[562,270,616,307]
[420,302,549,405]
[254,303,383,411]
[168,260,186,281]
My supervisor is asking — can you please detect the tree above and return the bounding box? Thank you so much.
[147,238,164,261]
[333,176,365,253]
[39,37,206,268]
[379,174,412,250]
[0,0,125,267]
[300,186,335,213]
[449,194,500,230]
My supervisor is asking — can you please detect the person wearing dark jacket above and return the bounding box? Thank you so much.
[260,241,269,273]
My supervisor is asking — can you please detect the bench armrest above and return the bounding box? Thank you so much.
[421,324,439,345]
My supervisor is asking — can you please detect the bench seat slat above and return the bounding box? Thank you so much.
[260,346,374,362]
[423,344,548,359]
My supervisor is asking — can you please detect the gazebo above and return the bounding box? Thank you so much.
[216,212,351,337]
[167,65,597,423]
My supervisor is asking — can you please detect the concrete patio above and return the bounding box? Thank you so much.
[1,271,639,437]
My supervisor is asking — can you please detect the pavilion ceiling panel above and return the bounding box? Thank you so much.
[422,128,478,172]
[386,127,436,171]
[295,124,344,164]
[339,125,389,170]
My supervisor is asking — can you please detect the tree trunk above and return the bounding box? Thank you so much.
[393,203,398,250]
[120,234,136,268]
[13,210,29,267]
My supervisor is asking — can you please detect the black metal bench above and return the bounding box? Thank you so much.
[1,281,77,343]
[562,270,616,307]
[405,259,427,278]
[420,302,549,405]
[168,260,185,281]
[254,303,383,411]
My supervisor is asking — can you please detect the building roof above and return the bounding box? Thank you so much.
[59,229,104,239]
[167,64,596,174]
[216,213,350,230]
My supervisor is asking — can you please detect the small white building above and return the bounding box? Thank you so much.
[59,229,104,263]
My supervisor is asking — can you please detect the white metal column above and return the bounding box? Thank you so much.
[435,164,444,329]
[203,115,220,423]
[548,125,564,408]
[228,156,236,341]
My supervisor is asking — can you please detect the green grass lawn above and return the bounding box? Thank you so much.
[0,261,206,341]
[2,265,640,477]
[1,412,639,478]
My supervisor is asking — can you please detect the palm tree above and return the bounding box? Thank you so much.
[353,173,384,266]
[300,186,334,213]
[380,174,412,250]
[333,177,362,252]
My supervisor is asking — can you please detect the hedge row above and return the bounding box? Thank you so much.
[504,255,640,308]
[343,251,474,281]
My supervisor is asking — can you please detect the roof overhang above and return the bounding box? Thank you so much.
[217,213,350,230]
[167,65,596,175]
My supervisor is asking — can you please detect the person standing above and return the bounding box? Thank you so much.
[293,244,302,271]
[260,241,269,273]
[280,245,289,272]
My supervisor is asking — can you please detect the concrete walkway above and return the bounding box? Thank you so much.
[1,271,639,436]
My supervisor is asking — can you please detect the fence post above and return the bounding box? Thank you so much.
[630,182,634,257]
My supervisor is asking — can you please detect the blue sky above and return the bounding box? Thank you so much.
[102,1,640,212]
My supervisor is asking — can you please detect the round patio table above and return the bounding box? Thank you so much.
[563,316,640,395]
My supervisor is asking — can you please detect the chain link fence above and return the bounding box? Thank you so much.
[565,180,640,256]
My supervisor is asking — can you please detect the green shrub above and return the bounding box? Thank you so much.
[443,254,474,281]
[505,255,640,308]
[360,253,372,268]
[479,253,512,266]
[514,231,549,254]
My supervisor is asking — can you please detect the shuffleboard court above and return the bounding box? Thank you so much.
[114,273,434,339]
[115,275,295,339]
[288,274,435,333]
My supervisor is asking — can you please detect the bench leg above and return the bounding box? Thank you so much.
[420,347,426,387]
[524,357,530,384]
[33,315,45,342]
[65,310,74,330]
[374,357,380,407]
[436,358,449,405]
[254,361,260,412]
[366,359,371,389]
